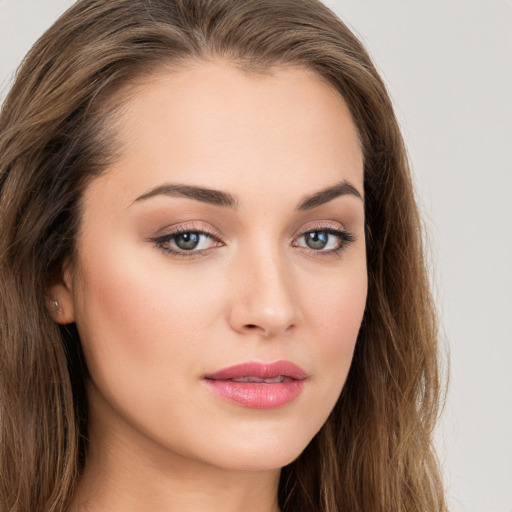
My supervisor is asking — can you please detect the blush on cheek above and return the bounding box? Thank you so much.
[72,249,152,368]
[75,243,217,369]
[316,281,366,368]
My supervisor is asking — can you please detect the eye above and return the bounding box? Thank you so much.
[173,232,207,251]
[152,228,222,256]
[294,227,355,254]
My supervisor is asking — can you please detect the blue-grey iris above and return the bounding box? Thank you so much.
[175,232,201,250]
[305,231,328,250]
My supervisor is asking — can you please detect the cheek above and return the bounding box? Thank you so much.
[323,281,367,349]
[71,242,222,385]
[304,260,367,387]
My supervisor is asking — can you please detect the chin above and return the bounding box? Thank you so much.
[184,424,318,473]
[208,447,304,473]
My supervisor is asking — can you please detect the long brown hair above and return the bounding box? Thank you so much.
[0,1,446,510]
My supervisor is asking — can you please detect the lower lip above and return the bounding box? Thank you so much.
[204,379,305,409]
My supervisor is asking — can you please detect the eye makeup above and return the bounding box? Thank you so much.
[293,227,356,255]
[150,219,356,260]
[291,219,356,259]
[150,221,224,259]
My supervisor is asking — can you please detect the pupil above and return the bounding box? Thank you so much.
[306,231,328,250]
[176,232,200,250]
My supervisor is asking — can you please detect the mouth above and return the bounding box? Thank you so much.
[203,361,308,409]
[229,376,290,383]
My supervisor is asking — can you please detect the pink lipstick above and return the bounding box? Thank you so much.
[203,361,307,409]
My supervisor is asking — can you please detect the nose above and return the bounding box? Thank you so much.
[227,247,300,338]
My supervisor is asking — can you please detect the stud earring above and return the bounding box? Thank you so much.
[49,300,59,309]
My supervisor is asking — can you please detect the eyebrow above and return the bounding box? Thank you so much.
[296,180,363,210]
[133,179,362,210]
[134,184,238,208]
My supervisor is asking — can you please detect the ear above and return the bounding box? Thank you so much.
[47,261,75,324]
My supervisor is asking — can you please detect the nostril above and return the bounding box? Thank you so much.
[245,324,258,330]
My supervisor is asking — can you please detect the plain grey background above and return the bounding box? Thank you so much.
[1,1,511,511]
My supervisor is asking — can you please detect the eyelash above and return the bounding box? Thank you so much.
[152,225,222,259]
[152,223,356,259]
[292,224,356,257]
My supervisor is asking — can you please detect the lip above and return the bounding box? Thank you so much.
[203,361,308,409]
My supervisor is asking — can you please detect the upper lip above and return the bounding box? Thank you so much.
[204,360,308,381]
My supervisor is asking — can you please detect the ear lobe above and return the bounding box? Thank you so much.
[47,262,75,324]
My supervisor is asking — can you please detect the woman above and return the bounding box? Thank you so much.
[0,0,446,511]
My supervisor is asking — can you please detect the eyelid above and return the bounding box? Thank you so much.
[292,220,354,243]
[150,221,225,258]
[151,220,222,240]
[295,220,347,234]
[291,220,357,255]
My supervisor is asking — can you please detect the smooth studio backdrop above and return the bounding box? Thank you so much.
[1,1,511,511]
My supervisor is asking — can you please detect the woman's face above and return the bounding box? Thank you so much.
[54,60,367,472]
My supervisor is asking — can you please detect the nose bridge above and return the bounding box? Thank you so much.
[229,238,299,337]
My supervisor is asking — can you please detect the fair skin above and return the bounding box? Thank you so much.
[51,60,367,512]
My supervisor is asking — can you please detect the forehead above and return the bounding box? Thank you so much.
[88,60,363,207]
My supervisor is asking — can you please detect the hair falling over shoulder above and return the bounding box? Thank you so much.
[0,1,447,510]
